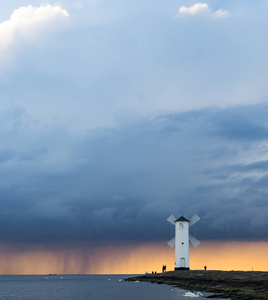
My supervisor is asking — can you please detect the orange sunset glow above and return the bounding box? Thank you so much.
[0,241,267,274]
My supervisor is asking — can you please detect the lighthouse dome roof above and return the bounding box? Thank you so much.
[175,216,190,222]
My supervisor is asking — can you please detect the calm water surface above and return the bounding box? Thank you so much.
[0,275,229,299]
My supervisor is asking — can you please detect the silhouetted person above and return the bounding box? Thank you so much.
[204,265,207,271]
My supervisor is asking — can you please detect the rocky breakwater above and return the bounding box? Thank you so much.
[126,270,268,299]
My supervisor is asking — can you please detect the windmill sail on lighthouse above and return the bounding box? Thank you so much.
[167,214,201,270]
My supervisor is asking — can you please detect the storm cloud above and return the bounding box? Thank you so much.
[0,103,268,245]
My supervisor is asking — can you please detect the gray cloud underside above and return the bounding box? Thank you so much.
[1,103,268,244]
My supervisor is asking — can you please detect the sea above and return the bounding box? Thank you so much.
[0,274,230,299]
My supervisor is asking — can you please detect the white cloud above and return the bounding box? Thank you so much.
[213,9,230,19]
[177,3,229,18]
[179,3,210,15]
[0,5,69,57]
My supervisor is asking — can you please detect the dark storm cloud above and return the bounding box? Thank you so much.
[209,105,268,141]
[213,116,268,141]
[0,104,268,246]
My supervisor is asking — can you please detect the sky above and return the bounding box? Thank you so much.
[0,0,268,274]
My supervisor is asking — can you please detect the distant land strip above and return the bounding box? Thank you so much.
[126,270,268,299]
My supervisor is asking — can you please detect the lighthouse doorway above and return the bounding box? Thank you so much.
[180,258,185,268]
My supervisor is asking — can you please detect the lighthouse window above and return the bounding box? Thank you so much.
[179,223,183,228]
[182,242,184,245]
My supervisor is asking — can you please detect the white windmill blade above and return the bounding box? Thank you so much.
[189,214,201,227]
[189,235,200,248]
[167,215,176,225]
[167,237,175,248]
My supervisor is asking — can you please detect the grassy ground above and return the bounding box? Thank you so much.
[125,270,268,299]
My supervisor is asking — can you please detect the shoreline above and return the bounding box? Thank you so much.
[125,270,268,299]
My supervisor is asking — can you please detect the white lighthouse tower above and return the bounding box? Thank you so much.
[167,214,200,270]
